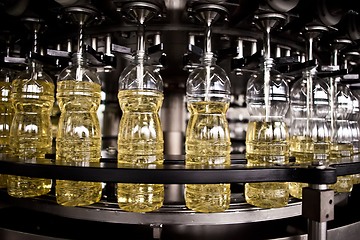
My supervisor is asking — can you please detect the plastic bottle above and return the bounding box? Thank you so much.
[349,89,360,155]
[328,81,354,192]
[350,87,360,184]
[185,53,231,213]
[117,52,164,212]
[8,60,54,197]
[289,68,330,199]
[0,69,14,188]
[245,58,290,208]
[55,53,102,206]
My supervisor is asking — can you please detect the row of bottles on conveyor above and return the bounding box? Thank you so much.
[288,27,360,199]
[0,6,165,211]
[0,10,103,205]
[1,18,55,198]
[1,6,360,215]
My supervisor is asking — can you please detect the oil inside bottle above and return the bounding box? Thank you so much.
[245,121,289,208]
[117,89,164,212]
[0,81,14,188]
[185,101,231,213]
[329,143,354,193]
[55,80,102,206]
[8,78,54,198]
[289,134,329,199]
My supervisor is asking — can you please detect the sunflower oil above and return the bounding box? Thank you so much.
[289,135,329,199]
[0,80,14,188]
[117,89,164,212]
[245,121,289,208]
[55,80,102,206]
[8,77,54,198]
[185,101,231,213]
[329,143,354,192]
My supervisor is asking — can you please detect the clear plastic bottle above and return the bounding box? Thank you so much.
[185,53,231,213]
[289,69,330,199]
[55,53,102,206]
[328,81,354,192]
[349,88,360,155]
[350,87,360,184]
[0,69,14,188]
[117,53,164,212]
[245,58,290,208]
[8,60,54,197]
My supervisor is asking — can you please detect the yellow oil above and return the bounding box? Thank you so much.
[245,121,289,208]
[0,81,14,153]
[185,101,231,213]
[353,172,360,185]
[330,143,353,159]
[289,135,329,199]
[8,78,54,198]
[55,80,102,206]
[117,89,164,212]
[0,81,14,187]
[353,153,360,185]
[290,135,329,161]
[329,143,354,193]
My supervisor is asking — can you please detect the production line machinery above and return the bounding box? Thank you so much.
[1,0,360,239]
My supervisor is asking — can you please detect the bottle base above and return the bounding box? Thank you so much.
[185,184,230,213]
[245,182,289,208]
[353,174,360,185]
[117,183,164,212]
[7,175,52,198]
[328,176,353,193]
[289,182,308,199]
[56,180,102,207]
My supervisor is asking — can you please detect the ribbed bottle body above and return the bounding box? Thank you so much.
[55,80,102,206]
[289,74,330,199]
[117,89,164,212]
[185,101,231,213]
[245,59,290,208]
[8,75,54,198]
[0,80,14,188]
[245,120,290,208]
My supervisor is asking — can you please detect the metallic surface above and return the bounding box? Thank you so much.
[0,189,302,225]
[1,220,360,240]
[305,161,332,240]
[0,190,350,234]
[2,1,360,239]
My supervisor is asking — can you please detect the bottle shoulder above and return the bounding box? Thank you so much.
[57,64,101,86]
[119,62,163,92]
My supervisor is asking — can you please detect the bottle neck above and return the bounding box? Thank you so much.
[201,53,217,66]
[71,53,87,66]
[28,60,43,74]
[0,70,11,83]
[260,58,274,71]
[133,51,148,64]
[302,67,317,78]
